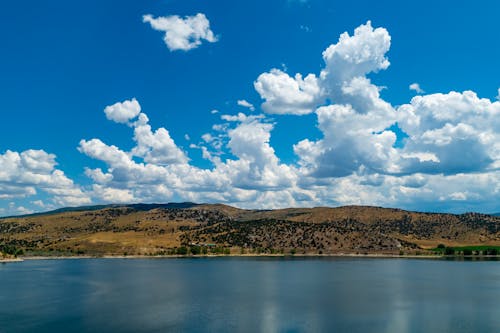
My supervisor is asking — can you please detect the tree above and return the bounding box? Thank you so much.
[176,246,188,255]
[444,247,455,255]
[190,246,201,255]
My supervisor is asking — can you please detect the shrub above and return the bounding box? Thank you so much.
[486,248,499,256]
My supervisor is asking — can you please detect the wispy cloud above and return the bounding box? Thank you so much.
[409,82,425,94]
[237,99,255,111]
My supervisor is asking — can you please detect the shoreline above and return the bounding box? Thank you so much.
[0,258,24,263]
[17,253,500,261]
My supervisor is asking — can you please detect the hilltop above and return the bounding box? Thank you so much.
[0,203,499,257]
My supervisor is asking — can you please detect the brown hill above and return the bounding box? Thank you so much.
[0,204,499,256]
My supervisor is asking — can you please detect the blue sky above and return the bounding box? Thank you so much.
[1,0,499,215]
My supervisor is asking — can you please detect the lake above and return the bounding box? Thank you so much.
[1,257,499,332]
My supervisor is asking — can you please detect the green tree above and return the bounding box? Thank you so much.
[444,247,455,255]
[190,246,201,255]
[176,246,188,255]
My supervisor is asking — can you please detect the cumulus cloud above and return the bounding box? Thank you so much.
[320,21,390,87]
[143,13,218,51]
[251,22,395,178]
[254,69,322,115]
[78,100,300,207]
[0,149,90,209]
[104,98,141,124]
[409,83,424,94]
[397,91,500,174]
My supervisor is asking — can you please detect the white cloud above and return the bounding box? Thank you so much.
[497,88,500,101]
[143,13,218,51]
[251,22,397,178]
[237,99,255,111]
[211,109,219,114]
[104,98,141,124]
[91,185,135,204]
[255,69,322,115]
[78,100,299,207]
[132,118,188,165]
[409,83,425,94]
[0,149,90,208]
[397,91,500,175]
[320,21,391,88]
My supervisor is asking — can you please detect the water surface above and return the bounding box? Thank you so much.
[1,257,499,332]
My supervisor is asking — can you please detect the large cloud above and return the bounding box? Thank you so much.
[0,149,90,208]
[254,69,322,115]
[79,101,298,207]
[253,22,399,178]
[397,91,500,174]
[143,13,218,51]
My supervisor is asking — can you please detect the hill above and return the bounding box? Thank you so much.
[0,204,499,257]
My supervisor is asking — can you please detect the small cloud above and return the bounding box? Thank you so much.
[31,200,46,208]
[221,113,249,122]
[300,25,311,32]
[212,123,228,132]
[201,133,213,143]
[184,134,190,141]
[211,109,219,114]
[409,83,425,94]
[449,192,467,201]
[104,98,141,124]
[237,99,255,111]
[496,88,500,101]
[143,13,218,52]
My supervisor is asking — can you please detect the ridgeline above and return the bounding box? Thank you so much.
[1,203,499,257]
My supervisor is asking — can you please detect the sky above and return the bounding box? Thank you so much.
[0,0,499,216]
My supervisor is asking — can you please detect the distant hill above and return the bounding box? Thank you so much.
[5,202,200,219]
[1,204,499,257]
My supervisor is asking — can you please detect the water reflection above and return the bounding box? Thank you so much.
[1,257,499,332]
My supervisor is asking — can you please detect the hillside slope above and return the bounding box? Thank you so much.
[1,204,499,256]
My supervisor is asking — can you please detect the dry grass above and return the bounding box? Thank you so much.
[1,204,498,256]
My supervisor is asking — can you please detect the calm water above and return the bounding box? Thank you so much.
[1,257,499,333]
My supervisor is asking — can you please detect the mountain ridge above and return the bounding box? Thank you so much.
[1,203,499,257]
